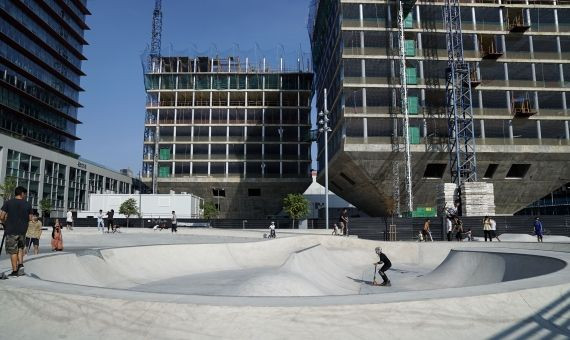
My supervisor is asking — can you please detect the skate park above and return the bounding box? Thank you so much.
[0,228,569,339]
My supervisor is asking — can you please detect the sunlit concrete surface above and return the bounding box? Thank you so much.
[0,228,569,339]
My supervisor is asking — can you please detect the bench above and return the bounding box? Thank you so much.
[176,222,211,228]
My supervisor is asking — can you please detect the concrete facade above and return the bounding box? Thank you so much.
[309,0,570,216]
[142,55,313,218]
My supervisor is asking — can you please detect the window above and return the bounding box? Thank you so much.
[483,164,499,179]
[506,164,530,179]
[212,188,225,197]
[423,164,447,178]
[248,188,261,196]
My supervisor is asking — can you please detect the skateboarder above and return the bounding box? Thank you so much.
[533,217,543,243]
[422,219,433,242]
[374,247,391,286]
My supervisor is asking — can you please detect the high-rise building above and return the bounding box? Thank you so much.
[0,0,132,215]
[309,0,570,216]
[142,55,313,218]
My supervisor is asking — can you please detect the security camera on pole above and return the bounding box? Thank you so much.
[318,88,332,230]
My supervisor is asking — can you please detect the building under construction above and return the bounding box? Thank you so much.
[141,55,313,218]
[309,0,570,216]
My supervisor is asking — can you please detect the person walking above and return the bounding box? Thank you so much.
[171,211,177,233]
[490,217,500,242]
[25,212,42,255]
[533,217,544,243]
[483,216,492,242]
[96,209,105,233]
[339,208,349,236]
[0,186,33,277]
[51,223,63,251]
[373,247,392,286]
[66,209,73,231]
[107,209,114,233]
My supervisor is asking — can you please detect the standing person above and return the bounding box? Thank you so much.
[96,209,105,233]
[268,221,276,238]
[533,217,544,243]
[483,216,492,242]
[490,217,500,242]
[107,209,114,233]
[454,217,464,241]
[339,208,349,236]
[446,216,453,241]
[51,222,63,251]
[0,186,33,277]
[422,219,432,242]
[373,247,392,286]
[25,212,42,255]
[66,209,73,231]
[171,211,177,233]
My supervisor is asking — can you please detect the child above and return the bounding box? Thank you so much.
[25,213,42,255]
[268,221,276,238]
[374,247,392,286]
[51,221,63,251]
[332,223,340,236]
[465,228,473,242]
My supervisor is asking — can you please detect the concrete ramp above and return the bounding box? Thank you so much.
[402,250,567,290]
[22,236,568,298]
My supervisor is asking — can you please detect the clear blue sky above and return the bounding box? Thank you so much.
[77,0,315,174]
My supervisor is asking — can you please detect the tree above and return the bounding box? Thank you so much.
[119,198,139,228]
[283,193,309,228]
[39,198,53,225]
[0,176,17,201]
[202,201,218,220]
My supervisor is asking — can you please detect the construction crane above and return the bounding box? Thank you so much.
[150,0,162,194]
[443,0,478,200]
[396,0,415,214]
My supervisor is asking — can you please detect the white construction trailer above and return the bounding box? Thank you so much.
[81,193,203,219]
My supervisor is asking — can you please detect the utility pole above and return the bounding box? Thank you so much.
[318,88,331,230]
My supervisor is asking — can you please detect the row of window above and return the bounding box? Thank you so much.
[0,108,75,152]
[0,1,83,66]
[1,63,79,117]
[0,20,81,84]
[145,74,312,91]
[0,42,79,101]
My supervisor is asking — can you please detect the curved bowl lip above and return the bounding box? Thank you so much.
[8,245,570,307]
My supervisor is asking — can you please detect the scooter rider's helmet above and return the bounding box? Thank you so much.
[375,247,382,254]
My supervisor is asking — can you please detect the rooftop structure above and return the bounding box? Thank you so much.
[310,0,570,216]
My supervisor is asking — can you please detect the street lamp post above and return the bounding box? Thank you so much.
[318,88,332,230]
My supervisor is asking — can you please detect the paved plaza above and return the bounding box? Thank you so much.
[0,228,569,339]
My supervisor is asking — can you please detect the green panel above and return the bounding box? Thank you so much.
[230,75,246,89]
[247,75,262,89]
[160,75,176,89]
[408,96,419,115]
[178,75,192,89]
[406,67,417,85]
[159,148,171,160]
[408,126,420,144]
[212,76,228,90]
[196,75,210,90]
[404,40,416,57]
[265,74,280,89]
[158,166,170,178]
[404,13,413,28]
